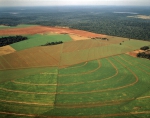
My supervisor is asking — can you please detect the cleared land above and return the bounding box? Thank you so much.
[128,15,150,20]
[0,45,16,56]
[69,34,90,41]
[0,25,105,38]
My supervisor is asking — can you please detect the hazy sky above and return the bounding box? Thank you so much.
[0,0,150,7]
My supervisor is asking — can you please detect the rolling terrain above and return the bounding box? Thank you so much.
[0,25,150,118]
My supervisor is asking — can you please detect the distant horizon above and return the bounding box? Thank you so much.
[0,0,150,7]
[1,5,150,7]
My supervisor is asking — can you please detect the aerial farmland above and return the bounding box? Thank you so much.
[0,5,150,118]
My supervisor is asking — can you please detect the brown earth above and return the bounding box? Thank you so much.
[0,45,62,70]
[0,25,105,38]
[126,50,145,57]
[69,34,90,41]
[0,45,16,56]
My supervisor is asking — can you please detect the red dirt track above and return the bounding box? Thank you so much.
[0,26,105,38]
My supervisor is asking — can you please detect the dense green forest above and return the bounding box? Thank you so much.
[0,36,28,47]
[0,6,150,40]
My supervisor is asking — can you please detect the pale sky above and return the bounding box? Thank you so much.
[0,0,150,7]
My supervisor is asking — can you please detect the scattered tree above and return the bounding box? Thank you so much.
[41,41,63,46]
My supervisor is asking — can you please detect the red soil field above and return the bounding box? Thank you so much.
[0,26,105,38]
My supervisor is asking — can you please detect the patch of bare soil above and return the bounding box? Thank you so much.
[126,50,145,57]
[128,15,150,20]
[0,45,16,56]
[0,26,106,39]
[69,34,90,41]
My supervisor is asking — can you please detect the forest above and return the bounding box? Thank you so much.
[0,36,28,47]
[137,46,150,59]
[0,6,150,40]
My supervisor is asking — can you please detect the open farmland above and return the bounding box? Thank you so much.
[0,37,149,70]
[0,54,150,117]
[0,45,16,56]
[0,25,150,117]
[10,34,72,51]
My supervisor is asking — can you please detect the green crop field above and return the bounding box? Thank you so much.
[0,54,150,118]
[10,34,72,51]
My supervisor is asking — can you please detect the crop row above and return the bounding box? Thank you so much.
[0,54,150,117]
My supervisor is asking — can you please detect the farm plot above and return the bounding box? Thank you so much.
[62,39,110,53]
[0,55,150,117]
[60,43,132,67]
[52,56,149,117]
[0,67,57,116]
[0,45,61,70]
[59,60,99,75]
[0,66,57,83]
[122,39,150,50]
[60,39,150,67]
[0,38,149,70]
[0,45,16,56]
[10,34,71,51]
[39,55,150,117]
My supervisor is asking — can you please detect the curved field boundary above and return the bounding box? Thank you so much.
[57,58,118,86]
[55,57,138,94]
[0,99,53,106]
[0,95,149,108]
[0,111,150,118]
[54,95,150,108]
[118,55,150,75]
[58,60,101,77]
[63,62,87,69]
[11,81,57,86]
[0,98,133,108]
[11,59,118,86]
[0,58,138,95]
[136,96,150,100]
[0,88,56,95]
[0,67,57,84]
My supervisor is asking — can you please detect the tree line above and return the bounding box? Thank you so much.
[137,46,150,59]
[0,35,28,47]
[41,41,63,46]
